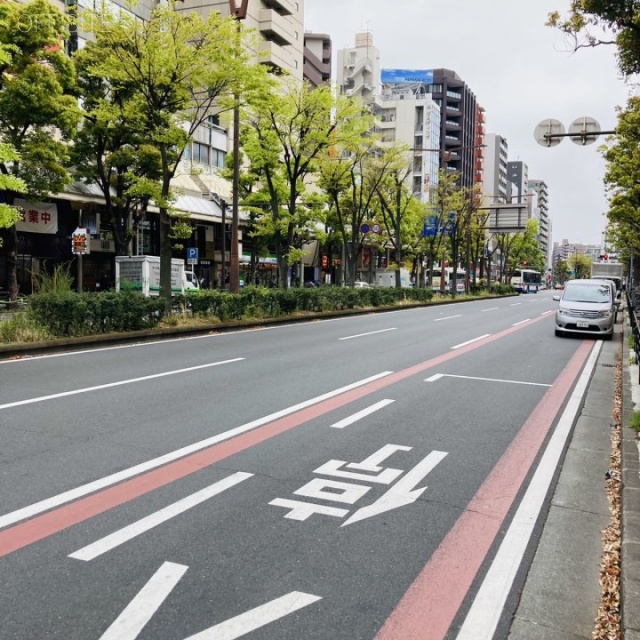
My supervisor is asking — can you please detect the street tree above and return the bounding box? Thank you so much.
[84,2,263,303]
[318,135,404,287]
[375,150,424,288]
[241,79,365,288]
[601,96,640,262]
[510,218,546,273]
[73,46,162,257]
[0,0,80,300]
[548,1,640,75]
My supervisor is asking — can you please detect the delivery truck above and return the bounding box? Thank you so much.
[115,256,199,296]
[590,261,623,298]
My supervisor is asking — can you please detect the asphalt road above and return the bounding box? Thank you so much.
[0,291,600,639]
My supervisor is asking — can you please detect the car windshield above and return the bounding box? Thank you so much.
[563,284,611,303]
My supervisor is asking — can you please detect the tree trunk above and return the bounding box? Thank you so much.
[6,223,18,301]
[159,208,172,307]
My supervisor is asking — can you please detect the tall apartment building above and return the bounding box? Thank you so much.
[337,32,381,108]
[507,160,529,204]
[528,179,550,264]
[303,32,331,88]
[177,0,305,81]
[483,133,509,203]
[377,83,441,202]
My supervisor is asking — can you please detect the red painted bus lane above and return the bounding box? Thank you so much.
[0,314,551,558]
[375,339,594,640]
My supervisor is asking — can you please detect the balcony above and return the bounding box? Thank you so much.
[263,0,295,16]
[260,39,296,75]
[259,8,295,47]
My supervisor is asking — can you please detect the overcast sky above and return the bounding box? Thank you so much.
[304,0,633,248]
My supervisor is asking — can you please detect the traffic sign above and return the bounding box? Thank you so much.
[360,223,370,234]
[187,247,198,265]
[371,223,381,234]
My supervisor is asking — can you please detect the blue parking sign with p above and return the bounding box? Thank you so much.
[187,247,198,261]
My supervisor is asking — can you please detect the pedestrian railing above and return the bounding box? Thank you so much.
[628,288,640,384]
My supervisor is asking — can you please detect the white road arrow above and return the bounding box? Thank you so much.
[341,451,448,526]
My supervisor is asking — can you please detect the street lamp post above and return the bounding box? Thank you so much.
[228,0,248,293]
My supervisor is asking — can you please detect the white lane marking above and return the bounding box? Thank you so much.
[99,561,188,640]
[542,310,554,315]
[184,591,322,640]
[510,302,522,306]
[70,473,253,561]
[455,341,602,639]
[269,498,349,521]
[0,371,393,530]
[433,315,462,322]
[424,373,551,387]
[342,451,448,526]
[0,358,245,410]
[339,328,397,341]
[451,334,491,350]
[512,319,530,326]
[481,307,499,312]
[330,399,395,429]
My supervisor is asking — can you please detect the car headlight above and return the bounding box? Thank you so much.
[598,309,612,318]
[558,307,572,316]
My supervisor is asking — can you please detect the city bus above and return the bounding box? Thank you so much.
[431,267,466,294]
[511,268,542,293]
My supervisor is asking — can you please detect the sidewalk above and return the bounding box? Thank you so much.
[508,306,638,639]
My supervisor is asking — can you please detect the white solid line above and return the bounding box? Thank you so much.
[0,358,245,410]
[339,328,397,341]
[512,319,530,326]
[481,307,499,312]
[70,473,253,562]
[184,591,322,640]
[451,334,491,350]
[99,561,187,640]
[433,315,462,322]
[423,374,551,387]
[542,310,554,315]
[330,399,395,429]
[0,371,393,530]
[455,341,602,640]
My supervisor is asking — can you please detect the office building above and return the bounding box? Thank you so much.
[483,133,509,203]
[337,32,381,107]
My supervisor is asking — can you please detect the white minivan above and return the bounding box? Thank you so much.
[553,278,618,339]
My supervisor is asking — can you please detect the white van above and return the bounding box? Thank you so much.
[553,278,618,339]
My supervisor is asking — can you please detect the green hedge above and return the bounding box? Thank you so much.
[181,285,433,321]
[28,291,167,337]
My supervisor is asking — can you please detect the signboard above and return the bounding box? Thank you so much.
[71,227,90,255]
[187,247,198,265]
[423,215,438,237]
[486,204,528,233]
[381,69,434,84]
[15,198,58,235]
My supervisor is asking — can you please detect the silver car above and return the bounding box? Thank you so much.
[553,278,617,339]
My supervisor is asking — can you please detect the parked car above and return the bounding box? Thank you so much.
[553,278,618,339]
[353,281,371,288]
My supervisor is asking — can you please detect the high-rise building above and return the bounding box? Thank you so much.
[176,0,305,81]
[303,32,331,88]
[507,160,529,204]
[528,179,550,264]
[380,68,478,189]
[337,32,381,107]
[377,83,441,202]
[483,133,509,203]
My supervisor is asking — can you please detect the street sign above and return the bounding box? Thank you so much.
[360,223,370,234]
[71,227,90,255]
[187,247,198,265]
[371,223,381,234]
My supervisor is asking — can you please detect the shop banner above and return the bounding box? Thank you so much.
[15,198,58,234]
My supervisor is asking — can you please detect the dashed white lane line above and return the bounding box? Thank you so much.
[70,473,253,561]
[330,399,395,429]
[434,315,462,322]
[451,334,491,350]
[339,328,397,341]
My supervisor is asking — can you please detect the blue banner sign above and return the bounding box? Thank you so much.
[381,69,434,84]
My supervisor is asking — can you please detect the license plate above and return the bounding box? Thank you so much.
[577,321,589,328]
